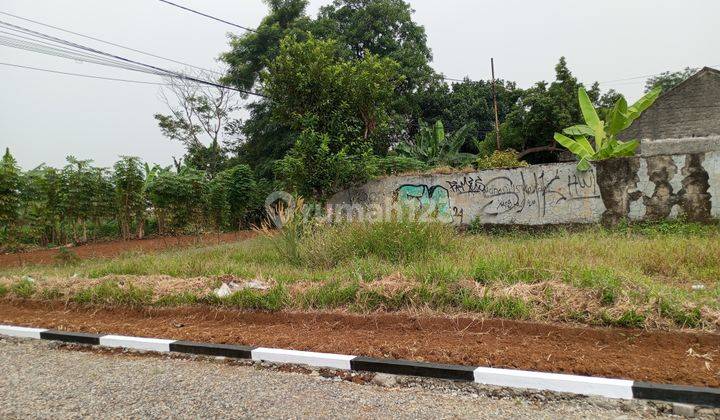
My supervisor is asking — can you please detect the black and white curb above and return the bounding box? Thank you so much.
[2,325,718,407]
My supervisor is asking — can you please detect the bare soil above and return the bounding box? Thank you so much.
[1,300,718,387]
[0,232,256,268]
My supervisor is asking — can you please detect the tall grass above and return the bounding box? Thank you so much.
[2,221,719,329]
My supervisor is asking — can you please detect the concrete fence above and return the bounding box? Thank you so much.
[328,142,720,226]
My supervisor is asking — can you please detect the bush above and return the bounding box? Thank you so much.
[276,129,378,199]
[11,278,36,298]
[373,155,427,175]
[475,150,528,170]
[300,220,455,267]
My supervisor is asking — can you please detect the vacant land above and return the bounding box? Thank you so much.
[1,220,719,331]
[0,231,256,268]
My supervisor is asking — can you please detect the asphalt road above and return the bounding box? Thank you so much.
[0,337,673,419]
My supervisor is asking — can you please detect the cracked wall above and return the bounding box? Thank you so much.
[328,151,720,226]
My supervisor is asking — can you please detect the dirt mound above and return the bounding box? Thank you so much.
[0,232,256,268]
[1,300,718,387]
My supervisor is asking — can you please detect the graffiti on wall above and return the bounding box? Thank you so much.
[394,184,456,223]
[446,169,599,218]
[327,151,719,226]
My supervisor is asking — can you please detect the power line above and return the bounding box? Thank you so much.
[157,0,257,33]
[0,19,266,97]
[0,10,221,75]
[0,61,170,85]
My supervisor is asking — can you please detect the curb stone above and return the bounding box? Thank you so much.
[1,324,718,408]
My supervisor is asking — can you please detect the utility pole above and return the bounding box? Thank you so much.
[491,58,501,151]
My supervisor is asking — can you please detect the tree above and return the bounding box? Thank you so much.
[147,167,207,233]
[221,0,313,91]
[424,79,521,152]
[113,156,146,240]
[482,57,603,162]
[313,0,436,115]
[644,67,697,94]
[276,129,377,199]
[154,70,241,177]
[60,157,97,243]
[263,34,403,153]
[0,148,21,239]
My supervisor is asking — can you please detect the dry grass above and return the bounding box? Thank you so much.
[1,221,719,330]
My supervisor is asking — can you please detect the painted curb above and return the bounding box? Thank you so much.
[1,324,718,407]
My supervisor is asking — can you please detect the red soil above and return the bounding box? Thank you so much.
[0,232,256,268]
[1,300,718,387]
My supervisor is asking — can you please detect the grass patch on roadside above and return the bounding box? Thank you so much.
[2,220,719,330]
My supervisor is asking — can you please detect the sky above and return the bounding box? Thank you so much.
[1,0,718,170]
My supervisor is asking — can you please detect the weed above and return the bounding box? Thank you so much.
[300,281,359,309]
[658,299,702,328]
[40,288,63,300]
[0,284,8,297]
[54,247,79,265]
[11,278,36,298]
[155,292,200,307]
[602,310,646,328]
[72,281,153,306]
[222,284,289,311]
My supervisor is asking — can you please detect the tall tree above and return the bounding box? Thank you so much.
[154,70,241,177]
[0,148,21,239]
[484,57,601,162]
[221,0,313,91]
[113,156,146,240]
[313,0,436,115]
[263,34,402,153]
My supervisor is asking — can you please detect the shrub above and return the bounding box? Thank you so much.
[11,278,36,298]
[475,150,528,170]
[373,155,427,175]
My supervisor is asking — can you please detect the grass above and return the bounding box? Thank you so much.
[1,220,719,330]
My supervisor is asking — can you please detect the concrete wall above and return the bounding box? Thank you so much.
[620,67,720,141]
[328,151,720,226]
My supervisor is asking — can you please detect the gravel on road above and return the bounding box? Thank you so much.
[0,337,702,419]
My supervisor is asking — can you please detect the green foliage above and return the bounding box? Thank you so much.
[0,148,21,238]
[147,167,207,233]
[72,280,153,306]
[113,156,146,239]
[220,284,289,311]
[276,130,377,199]
[645,67,697,94]
[475,150,528,170]
[263,34,402,152]
[10,278,36,298]
[299,220,455,267]
[0,284,8,298]
[554,86,661,171]
[372,155,427,175]
[300,281,359,309]
[395,120,474,167]
[54,246,79,265]
[483,57,602,162]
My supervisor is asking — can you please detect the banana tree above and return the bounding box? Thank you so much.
[395,120,475,167]
[554,86,661,171]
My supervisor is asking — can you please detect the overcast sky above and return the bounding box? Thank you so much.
[1,0,718,169]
